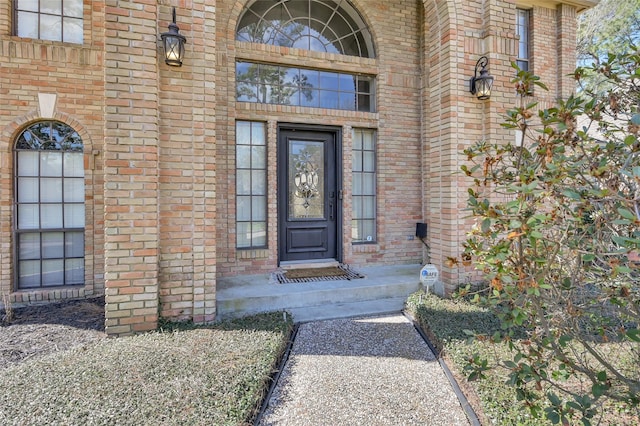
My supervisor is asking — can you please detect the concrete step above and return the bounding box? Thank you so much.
[288,296,408,323]
[216,264,423,322]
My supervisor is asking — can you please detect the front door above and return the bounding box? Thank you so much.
[278,127,340,262]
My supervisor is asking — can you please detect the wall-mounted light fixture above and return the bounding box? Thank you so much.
[161,7,186,67]
[469,56,494,100]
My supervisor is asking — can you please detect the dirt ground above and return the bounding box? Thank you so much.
[0,297,106,370]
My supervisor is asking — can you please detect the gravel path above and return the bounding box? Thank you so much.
[258,314,470,426]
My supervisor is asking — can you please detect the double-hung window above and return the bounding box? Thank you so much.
[15,0,84,44]
[516,8,530,72]
[14,121,85,289]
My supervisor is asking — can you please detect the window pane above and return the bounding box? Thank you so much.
[353,133,362,150]
[64,204,85,228]
[237,121,251,144]
[251,146,266,169]
[237,196,251,221]
[18,204,39,229]
[63,152,84,176]
[19,233,40,260]
[319,71,339,90]
[41,0,62,14]
[41,178,63,202]
[339,74,356,92]
[300,89,320,108]
[319,91,339,109]
[362,131,374,150]
[41,204,63,228]
[42,259,65,286]
[64,178,84,202]
[18,0,39,12]
[42,232,64,259]
[66,0,84,18]
[339,92,356,110]
[19,260,41,288]
[251,122,266,145]
[352,196,362,217]
[237,145,251,168]
[362,196,376,217]
[252,196,266,221]
[18,151,39,176]
[352,174,362,195]
[362,173,375,194]
[300,69,319,88]
[63,17,83,43]
[352,151,362,172]
[40,14,62,42]
[363,151,375,172]
[361,220,376,242]
[65,259,84,284]
[352,220,362,241]
[237,170,251,195]
[65,232,84,257]
[357,94,371,112]
[236,222,251,248]
[357,78,371,94]
[251,170,266,195]
[251,222,267,247]
[17,11,39,39]
[41,152,63,176]
[18,178,39,203]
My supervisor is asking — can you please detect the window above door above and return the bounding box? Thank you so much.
[236,61,375,112]
[236,0,375,58]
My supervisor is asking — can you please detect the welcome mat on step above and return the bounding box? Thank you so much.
[272,264,365,284]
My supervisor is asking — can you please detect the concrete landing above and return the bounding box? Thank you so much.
[216,264,423,323]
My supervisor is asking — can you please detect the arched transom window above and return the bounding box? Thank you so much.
[14,121,85,289]
[237,0,375,58]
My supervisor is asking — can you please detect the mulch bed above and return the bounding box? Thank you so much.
[0,297,106,370]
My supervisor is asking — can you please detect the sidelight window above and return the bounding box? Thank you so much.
[352,129,376,243]
[236,121,268,249]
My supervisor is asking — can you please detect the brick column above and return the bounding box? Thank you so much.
[158,1,217,324]
[557,4,577,99]
[104,1,160,335]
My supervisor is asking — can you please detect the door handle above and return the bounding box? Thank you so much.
[329,202,334,221]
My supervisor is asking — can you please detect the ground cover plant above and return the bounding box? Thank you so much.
[406,291,639,425]
[0,311,293,426]
[455,47,640,424]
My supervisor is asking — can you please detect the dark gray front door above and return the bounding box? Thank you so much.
[278,127,339,262]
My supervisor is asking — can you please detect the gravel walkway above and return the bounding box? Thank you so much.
[258,314,470,425]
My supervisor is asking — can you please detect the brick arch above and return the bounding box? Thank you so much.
[1,111,93,153]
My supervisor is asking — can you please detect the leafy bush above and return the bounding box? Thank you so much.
[459,47,640,424]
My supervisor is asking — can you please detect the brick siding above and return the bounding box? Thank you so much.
[0,0,584,334]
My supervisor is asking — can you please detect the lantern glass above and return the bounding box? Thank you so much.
[475,70,494,100]
[162,33,185,66]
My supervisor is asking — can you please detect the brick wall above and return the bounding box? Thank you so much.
[0,0,584,332]
[0,0,105,307]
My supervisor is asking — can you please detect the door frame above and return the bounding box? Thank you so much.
[277,123,343,265]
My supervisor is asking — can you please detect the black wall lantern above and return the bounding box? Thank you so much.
[469,56,494,100]
[161,7,186,67]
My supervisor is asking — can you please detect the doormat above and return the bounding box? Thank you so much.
[272,264,365,284]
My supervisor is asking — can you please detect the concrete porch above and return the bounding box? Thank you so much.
[216,264,424,323]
